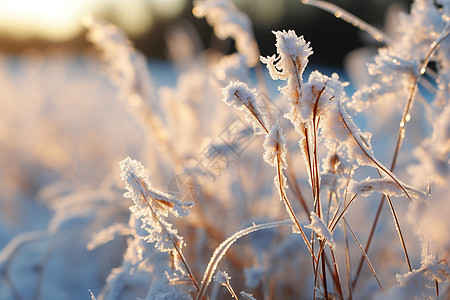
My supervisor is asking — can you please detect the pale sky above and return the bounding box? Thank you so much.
[0,0,187,41]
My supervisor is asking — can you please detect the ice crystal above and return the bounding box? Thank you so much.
[349,177,427,200]
[119,157,193,256]
[306,212,336,250]
[119,157,193,218]
[263,123,287,168]
[222,81,268,134]
[213,270,231,286]
[240,291,257,300]
[261,30,313,132]
[380,257,450,300]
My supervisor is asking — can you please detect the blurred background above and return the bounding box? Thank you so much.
[0,0,410,68]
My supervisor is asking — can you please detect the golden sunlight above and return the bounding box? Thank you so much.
[0,0,186,42]
[0,0,87,41]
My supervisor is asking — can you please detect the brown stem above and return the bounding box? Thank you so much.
[277,157,314,258]
[235,92,269,134]
[385,193,412,272]
[352,23,450,289]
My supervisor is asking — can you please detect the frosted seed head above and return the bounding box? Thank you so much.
[213,270,231,286]
[263,123,287,168]
[222,81,257,108]
[272,30,313,60]
[240,291,257,300]
[305,212,336,249]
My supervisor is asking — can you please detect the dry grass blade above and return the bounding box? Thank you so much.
[329,247,343,298]
[352,23,450,288]
[391,21,450,171]
[277,159,315,258]
[301,0,391,43]
[338,102,413,202]
[343,221,353,300]
[285,152,309,215]
[344,219,384,293]
[384,193,412,272]
[195,220,293,300]
[311,87,326,217]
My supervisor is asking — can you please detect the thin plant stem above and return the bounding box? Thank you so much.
[277,157,315,258]
[343,221,353,300]
[238,93,269,134]
[285,151,309,215]
[352,23,450,288]
[352,194,385,289]
[224,281,239,299]
[236,88,315,258]
[301,0,392,44]
[321,247,329,300]
[195,221,293,300]
[344,219,384,293]
[384,194,412,272]
[329,247,343,299]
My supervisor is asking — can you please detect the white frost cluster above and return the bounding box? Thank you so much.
[240,291,257,300]
[263,123,287,168]
[261,30,313,132]
[349,0,450,111]
[120,157,193,218]
[305,212,336,250]
[222,81,268,134]
[380,255,450,300]
[213,270,231,286]
[119,157,193,253]
[193,0,259,66]
[349,177,427,200]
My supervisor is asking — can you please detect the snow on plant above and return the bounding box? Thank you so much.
[119,157,197,290]
[0,0,449,299]
[306,212,336,250]
[222,81,268,135]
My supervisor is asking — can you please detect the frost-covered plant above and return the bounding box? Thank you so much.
[118,157,197,292]
[1,0,449,299]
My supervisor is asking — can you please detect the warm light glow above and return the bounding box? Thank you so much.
[113,0,155,37]
[0,0,187,42]
[0,0,89,41]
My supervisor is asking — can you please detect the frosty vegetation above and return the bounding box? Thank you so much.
[0,0,449,299]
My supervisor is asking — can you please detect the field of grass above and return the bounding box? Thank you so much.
[0,0,448,299]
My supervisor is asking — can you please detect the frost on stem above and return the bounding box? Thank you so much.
[306,212,336,250]
[193,0,259,66]
[263,123,287,168]
[213,270,231,286]
[261,30,313,132]
[240,291,257,300]
[262,124,300,233]
[222,81,268,134]
[119,157,193,254]
[120,157,193,218]
[349,177,427,200]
